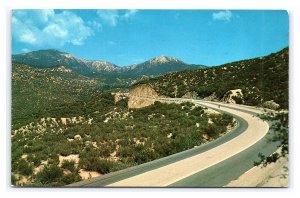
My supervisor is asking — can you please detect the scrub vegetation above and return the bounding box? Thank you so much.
[12,93,234,186]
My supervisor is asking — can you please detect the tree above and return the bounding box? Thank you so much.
[254,112,288,166]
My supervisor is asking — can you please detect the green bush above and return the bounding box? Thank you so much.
[98,144,114,158]
[26,154,41,166]
[36,164,64,184]
[61,172,82,184]
[17,159,33,176]
[82,157,116,174]
[117,146,134,158]
[204,124,220,139]
[133,147,158,164]
[93,159,116,174]
[61,160,76,172]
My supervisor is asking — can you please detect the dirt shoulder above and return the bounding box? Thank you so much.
[225,156,288,187]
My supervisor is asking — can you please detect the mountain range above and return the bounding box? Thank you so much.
[12,49,205,77]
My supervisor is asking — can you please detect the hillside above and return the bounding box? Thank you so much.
[12,63,104,129]
[138,47,288,109]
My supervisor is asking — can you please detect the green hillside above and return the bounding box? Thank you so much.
[138,47,288,109]
[12,63,104,129]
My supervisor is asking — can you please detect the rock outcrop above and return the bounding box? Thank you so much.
[221,89,244,104]
[128,84,158,108]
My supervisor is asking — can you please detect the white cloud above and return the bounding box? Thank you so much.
[212,10,233,22]
[88,20,102,31]
[12,10,93,47]
[96,9,138,27]
[39,9,55,22]
[96,10,119,27]
[19,30,37,44]
[43,24,68,38]
[123,10,138,20]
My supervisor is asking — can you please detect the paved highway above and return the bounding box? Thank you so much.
[68,99,279,187]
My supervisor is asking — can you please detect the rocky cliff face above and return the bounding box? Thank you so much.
[128,84,158,108]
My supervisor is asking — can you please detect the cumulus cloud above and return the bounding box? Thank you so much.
[212,10,233,22]
[12,10,93,46]
[96,10,119,27]
[96,9,138,27]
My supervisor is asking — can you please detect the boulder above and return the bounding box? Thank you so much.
[74,135,82,140]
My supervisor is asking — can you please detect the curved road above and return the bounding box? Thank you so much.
[69,99,279,187]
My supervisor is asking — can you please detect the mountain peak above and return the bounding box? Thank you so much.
[149,56,183,64]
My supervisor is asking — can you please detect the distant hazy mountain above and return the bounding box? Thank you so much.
[12,49,206,77]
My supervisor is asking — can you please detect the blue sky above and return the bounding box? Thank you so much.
[12,10,288,66]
